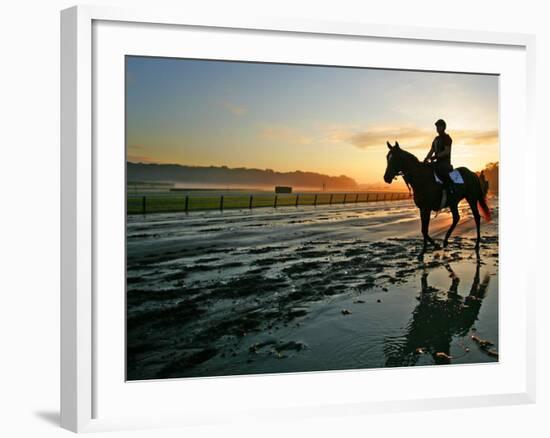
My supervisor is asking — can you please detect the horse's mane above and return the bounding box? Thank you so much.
[397,147,420,164]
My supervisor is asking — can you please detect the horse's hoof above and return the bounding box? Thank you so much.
[443,240,448,248]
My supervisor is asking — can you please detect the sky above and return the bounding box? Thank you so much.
[126,56,499,185]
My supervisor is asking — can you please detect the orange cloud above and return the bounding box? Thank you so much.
[327,125,498,150]
[453,129,499,145]
[127,155,156,163]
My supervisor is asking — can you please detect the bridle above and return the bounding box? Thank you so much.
[399,170,413,197]
[390,162,413,198]
[387,145,417,198]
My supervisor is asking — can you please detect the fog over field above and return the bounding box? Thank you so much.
[127,162,358,191]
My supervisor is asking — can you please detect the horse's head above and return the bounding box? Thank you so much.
[383,141,404,184]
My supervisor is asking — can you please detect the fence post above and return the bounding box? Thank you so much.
[355,193,359,203]
[313,194,317,206]
[295,194,299,207]
[366,193,370,202]
[220,195,224,211]
[343,194,347,204]
[184,195,189,213]
[249,195,253,209]
[142,196,146,214]
[375,193,379,202]
[274,195,278,208]
[329,194,333,205]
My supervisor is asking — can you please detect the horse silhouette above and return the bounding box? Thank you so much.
[383,141,491,253]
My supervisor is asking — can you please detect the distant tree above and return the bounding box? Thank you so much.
[479,162,499,195]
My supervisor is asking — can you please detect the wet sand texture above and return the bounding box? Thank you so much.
[126,199,498,380]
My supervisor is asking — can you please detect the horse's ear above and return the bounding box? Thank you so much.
[395,141,400,149]
[386,141,393,150]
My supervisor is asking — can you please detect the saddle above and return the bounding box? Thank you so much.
[434,169,464,210]
[433,169,464,184]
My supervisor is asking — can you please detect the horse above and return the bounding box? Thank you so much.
[383,141,491,254]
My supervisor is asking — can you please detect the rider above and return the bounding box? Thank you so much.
[424,119,455,197]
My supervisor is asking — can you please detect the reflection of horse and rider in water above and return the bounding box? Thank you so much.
[383,261,497,367]
[384,119,493,255]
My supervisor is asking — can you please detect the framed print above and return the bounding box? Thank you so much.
[61,5,536,433]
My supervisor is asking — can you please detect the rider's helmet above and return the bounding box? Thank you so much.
[435,119,447,129]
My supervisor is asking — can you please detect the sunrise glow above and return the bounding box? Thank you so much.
[126,57,499,185]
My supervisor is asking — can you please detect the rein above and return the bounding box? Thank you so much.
[396,170,413,197]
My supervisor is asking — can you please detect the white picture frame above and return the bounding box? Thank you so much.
[60,4,537,433]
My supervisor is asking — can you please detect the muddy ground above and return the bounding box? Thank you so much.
[126,198,498,380]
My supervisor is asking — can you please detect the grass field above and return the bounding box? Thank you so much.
[127,191,410,214]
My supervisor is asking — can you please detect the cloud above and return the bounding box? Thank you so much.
[352,126,429,149]
[326,125,498,150]
[219,100,247,116]
[127,154,156,163]
[259,125,313,145]
[453,129,499,145]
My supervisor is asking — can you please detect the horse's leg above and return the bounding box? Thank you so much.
[420,209,430,252]
[443,204,460,247]
[420,208,433,252]
[467,197,481,252]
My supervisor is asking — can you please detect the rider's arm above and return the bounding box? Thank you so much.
[424,141,435,162]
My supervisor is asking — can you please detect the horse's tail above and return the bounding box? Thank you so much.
[475,173,492,223]
[478,196,492,223]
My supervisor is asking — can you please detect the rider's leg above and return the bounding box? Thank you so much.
[435,164,455,196]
